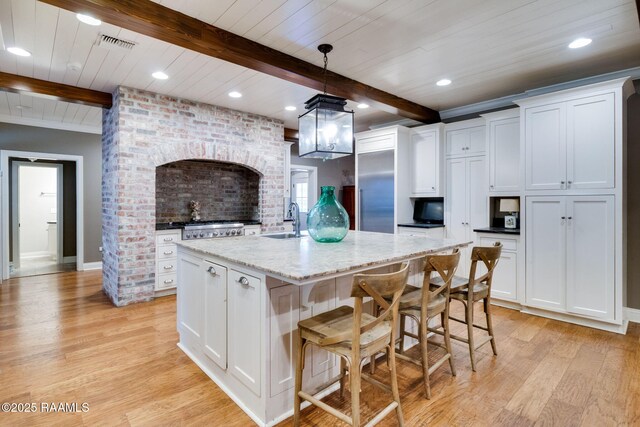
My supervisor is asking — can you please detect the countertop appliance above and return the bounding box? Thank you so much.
[357,149,394,233]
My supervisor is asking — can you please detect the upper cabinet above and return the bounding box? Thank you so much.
[517,84,620,192]
[445,118,486,158]
[409,124,443,197]
[482,110,520,193]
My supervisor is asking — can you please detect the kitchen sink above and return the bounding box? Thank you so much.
[262,232,305,239]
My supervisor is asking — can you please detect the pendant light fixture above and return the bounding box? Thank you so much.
[298,44,354,159]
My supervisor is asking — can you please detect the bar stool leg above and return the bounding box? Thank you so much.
[398,314,406,354]
[350,361,361,426]
[465,301,476,372]
[293,334,305,426]
[388,344,405,427]
[484,297,498,356]
[443,306,456,376]
[340,356,348,398]
[419,317,431,399]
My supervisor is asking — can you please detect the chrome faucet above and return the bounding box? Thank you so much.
[288,201,302,237]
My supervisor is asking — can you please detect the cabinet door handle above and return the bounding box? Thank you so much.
[207,266,216,275]
[567,181,572,186]
[238,276,252,288]
[560,181,565,185]
[490,185,494,189]
[163,250,174,255]
[163,237,174,242]
[431,186,435,190]
[561,216,566,219]
[163,279,174,284]
[163,265,174,270]
[567,216,573,220]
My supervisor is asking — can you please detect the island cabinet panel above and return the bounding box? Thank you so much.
[203,260,228,370]
[301,280,339,383]
[228,270,262,396]
[177,253,204,342]
[268,284,300,398]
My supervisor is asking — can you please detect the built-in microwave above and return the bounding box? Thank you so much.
[413,198,444,225]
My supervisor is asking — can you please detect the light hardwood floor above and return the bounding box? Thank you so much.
[0,271,638,426]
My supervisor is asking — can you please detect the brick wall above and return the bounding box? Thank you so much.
[102,87,286,306]
[155,160,260,223]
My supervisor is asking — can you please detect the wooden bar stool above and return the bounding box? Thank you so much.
[293,262,410,427]
[430,243,502,371]
[371,250,461,399]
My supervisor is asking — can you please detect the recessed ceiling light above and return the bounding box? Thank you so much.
[436,79,452,86]
[7,47,31,57]
[357,103,369,109]
[228,91,242,98]
[568,37,592,49]
[285,106,297,111]
[76,13,101,26]
[152,71,169,80]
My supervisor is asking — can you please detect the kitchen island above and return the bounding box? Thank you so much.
[176,231,470,426]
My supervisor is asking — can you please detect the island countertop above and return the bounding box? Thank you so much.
[176,230,470,284]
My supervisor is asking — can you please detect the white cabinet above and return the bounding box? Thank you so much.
[525,197,566,311]
[479,235,519,302]
[396,226,445,239]
[523,93,614,191]
[566,196,615,320]
[445,155,487,273]
[566,94,615,189]
[203,260,227,370]
[269,284,299,397]
[177,252,204,342]
[483,110,520,192]
[301,280,338,382]
[156,229,180,292]
[445,119,485,158]
[228,269,262,396]
[409,124,443,196]
[526,196,614,320]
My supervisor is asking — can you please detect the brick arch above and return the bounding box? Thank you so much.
[152,140,267,177]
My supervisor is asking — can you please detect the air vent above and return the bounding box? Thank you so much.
[96,34,136,51]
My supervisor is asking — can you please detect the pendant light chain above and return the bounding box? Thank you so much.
[322,52,328,94]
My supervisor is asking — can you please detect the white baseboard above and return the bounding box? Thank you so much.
[624,307,640,324]
[20,251,50,260]
[82,261,102,271]
[63,256,77,263]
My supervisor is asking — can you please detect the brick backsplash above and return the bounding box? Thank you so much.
[102,86,286,306]
[156,160,259,223]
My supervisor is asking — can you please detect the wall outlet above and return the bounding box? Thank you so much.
[99,246,103,252]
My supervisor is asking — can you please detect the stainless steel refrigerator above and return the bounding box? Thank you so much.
[357,149,394,233]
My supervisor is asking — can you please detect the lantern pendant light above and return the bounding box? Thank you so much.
[298,44,354,159]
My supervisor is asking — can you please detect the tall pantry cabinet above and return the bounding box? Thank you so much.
[516,78,633,332]
[444,118,488,273]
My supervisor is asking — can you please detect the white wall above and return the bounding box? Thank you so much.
[18,165,57,257]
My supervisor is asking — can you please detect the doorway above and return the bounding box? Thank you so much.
[1,150,84,280]
[290,165,318,231]
[10,161,73,277]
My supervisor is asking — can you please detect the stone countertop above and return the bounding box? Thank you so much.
[176,230,471,284]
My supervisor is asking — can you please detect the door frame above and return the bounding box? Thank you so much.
[290,164,318,210]
[1,150,84,279]
[11,161,64,268]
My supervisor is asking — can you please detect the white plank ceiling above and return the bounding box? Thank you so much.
[0,0,639,133]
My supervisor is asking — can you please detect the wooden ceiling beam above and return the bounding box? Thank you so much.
[0,71,112,108]
[284,128,299,143]
[38,0,440,124]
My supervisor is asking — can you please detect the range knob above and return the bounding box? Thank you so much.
[231,229,237,235]
[212,231,218,237]
[199,232,204,238]
[225,230,231,236]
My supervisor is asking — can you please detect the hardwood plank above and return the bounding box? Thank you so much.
[38,0,440,123]
[0,71,112,108]
[1,270,640,426]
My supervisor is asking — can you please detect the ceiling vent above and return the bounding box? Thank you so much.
[95,34,136,51]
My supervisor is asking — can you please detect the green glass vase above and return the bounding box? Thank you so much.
[307,186,350,243]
